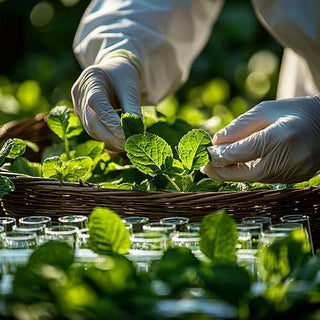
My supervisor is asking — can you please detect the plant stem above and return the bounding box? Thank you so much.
[64,137,70,160]
[164,174,181,192]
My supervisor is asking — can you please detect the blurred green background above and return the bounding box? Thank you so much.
[0,0,283,134]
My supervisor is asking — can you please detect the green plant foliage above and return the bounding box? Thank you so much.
[177,129,211,171]
[61,156,92,182]
[9,157,42,177]
[42,156,63,180]
[0,138,26,165]
[74,140,105,159]
[42,156,92,182]
[121,113,144,139]
[47,105,83,139]
[199,209,237,264]
[0,138,26,198]
[0,175,14,197]
[257,228,311,285]
[199,264,251,306]
[3,209,320,319]
[124,128,213,192]
[191,178,222,192]
[150,247,201,297]
[28,241,74,272]
[125,133,173,177]
[88,207,130,255]
[47,105,70,139]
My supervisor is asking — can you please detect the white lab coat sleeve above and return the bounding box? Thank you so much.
[73,0,224,105]
[276,48,318,99]
[251,0,320,98]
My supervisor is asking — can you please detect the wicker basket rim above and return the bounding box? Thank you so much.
[1,169,319,197]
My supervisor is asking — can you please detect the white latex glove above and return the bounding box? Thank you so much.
[71,57,142,151]
[201,96,320,183]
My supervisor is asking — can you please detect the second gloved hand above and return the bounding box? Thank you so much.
[71,56,142,151]
[201,96,320,183]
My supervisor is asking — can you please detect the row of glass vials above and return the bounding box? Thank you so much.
[0,213,313,252]
[0,213,314,277]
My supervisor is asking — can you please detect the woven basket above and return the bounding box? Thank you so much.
[0,114,52,162]
[1,116,320,249]
[1,171,320,249]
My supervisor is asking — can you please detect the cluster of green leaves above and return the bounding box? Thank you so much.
[2,208,320,319]
[5,104,111,185]
[3,104,320,194]
[3,106,218,192]
[123,113,212,192]
[4,241,155,320]
[0,138,26,198]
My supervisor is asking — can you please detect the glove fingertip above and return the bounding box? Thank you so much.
[200,165,208,174]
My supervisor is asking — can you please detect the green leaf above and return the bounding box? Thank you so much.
[62,156,92,182]
[66,112,84,139]
[191,178,221,192]
[199,209,237,264]
[257,228,311,284]
[75,140,105,159]
[199,264,251,305]
[0,175,14,197]
[307,175,320,186]
[88,207,130,255]
[125,133,173,177]
[42,156,63,180]
[47,105,70,139]
[28,241,74,272]
[150,247,200,292]
[9,157,42,177]
[121,113,144,139]
[7,138,27,159]
[177,129,211,171]
[0,138,26,166]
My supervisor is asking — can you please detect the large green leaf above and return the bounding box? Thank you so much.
[121,113,144,139]
[66,112,84,138]
[88,207,130,255]
[75,140,105,160]
[28,241,74,272]
[0,138,26,166]
[9,157,42,177]
[47,105,83,140]
[42,156,63,180]
[199,209,237,264]
[200,264,251,306]
[150,247,200,291]
[177,129,211,171]
[125,133,173,177]
[62,156,92,182]
[0,175,15,198]
[47,105,70,139]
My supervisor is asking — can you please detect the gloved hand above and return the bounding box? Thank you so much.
[71,56,142,151]
[201,96,320,183]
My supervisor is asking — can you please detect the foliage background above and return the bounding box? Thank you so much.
[0,0,283,133]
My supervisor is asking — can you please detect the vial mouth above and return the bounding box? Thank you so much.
[45,225,79,235]
[4,231,37,241]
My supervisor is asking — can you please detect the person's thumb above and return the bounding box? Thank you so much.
[212,105,271,145]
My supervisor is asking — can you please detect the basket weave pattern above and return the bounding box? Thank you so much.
[1,172,320,249]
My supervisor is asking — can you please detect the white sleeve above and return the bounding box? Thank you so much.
[73,0,224,105]
[252,0,320,95]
